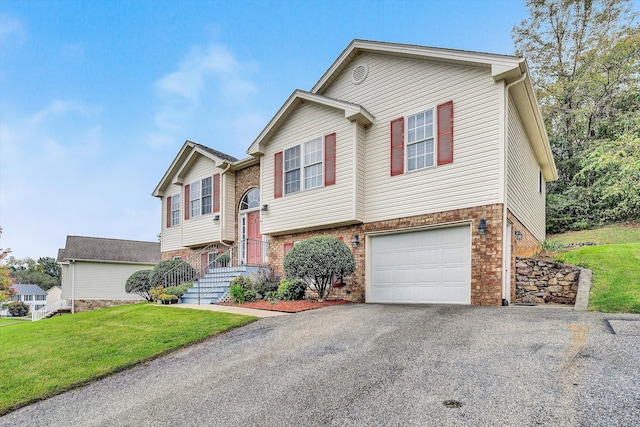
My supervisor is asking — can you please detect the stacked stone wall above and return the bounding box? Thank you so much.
[73,299,141,313]
[514,257,580,305]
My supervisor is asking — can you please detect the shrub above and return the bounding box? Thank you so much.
[158,294,178,304]
[265,290,280,303]
[277,279,307,301]
[252,268,281,296]
[164,283,192,298]
[149,286,165,302]
[283,236,355,301]
[229,284,245,304]
[149,260,197,288]
[228,276,257,303]
[125,269,154,301]
[8,301,29,317]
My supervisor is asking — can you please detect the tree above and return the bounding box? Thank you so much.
[5,256,62,291]
[283,236,355,301]
[0,248,15,307]
[38,257,61,282]
[149,259,197,288]
[513,0,640,231]
[125,269,154,301]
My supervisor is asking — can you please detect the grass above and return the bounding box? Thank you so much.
[547,222,640,245]
[0,304,256,414]
[0,317,31,326]
[546,223,640,313]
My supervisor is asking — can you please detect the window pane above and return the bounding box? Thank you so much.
[304,138,322,166]
[408,129,415,144]
[305,163,322,189]
[285,169,300,194]
[284,146,300,171]
[190,181,200,201]
[191,200,200,218]
[202,195,212,214]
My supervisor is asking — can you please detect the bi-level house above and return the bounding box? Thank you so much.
[153,40,557,306]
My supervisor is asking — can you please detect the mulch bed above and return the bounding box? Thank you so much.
[219,299,351,313]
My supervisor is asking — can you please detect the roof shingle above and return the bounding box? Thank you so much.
[57,236,161,264]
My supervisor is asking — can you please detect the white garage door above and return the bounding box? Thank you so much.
[369,226,471,304]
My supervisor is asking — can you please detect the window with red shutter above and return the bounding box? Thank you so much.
[184,185,190,220]
[274,151,283,198]
[213,173,221,213]
[283,242,293,256]
[437,101,453,165]
[166,196,172,228]
[390,118,404,176]
[324,133,336,186]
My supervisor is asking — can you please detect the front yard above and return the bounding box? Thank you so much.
[0,304,256,414]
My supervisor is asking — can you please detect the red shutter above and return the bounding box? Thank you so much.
[437,101,454,165]
[390,118,404,176]
[166,196,172,228]
[283,242,293,256]
[201,253,208,274]
[324,133,336,186]
[184,185,190,220]
[213,173,221,213]
[274,151,283,198]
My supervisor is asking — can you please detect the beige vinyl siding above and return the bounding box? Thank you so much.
[507,96,546,241]
[355,121,366,221]
[181,155,222,247]
[64,261,154,300]
[262,102,358,235]
[323,53,503,222]
[222,172,235,241]
[60,263,70,299]
[162,187,182,252]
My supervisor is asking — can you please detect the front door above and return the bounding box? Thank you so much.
[247,210,262,265]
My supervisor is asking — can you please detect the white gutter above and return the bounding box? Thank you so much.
[502,72,527,304]
[70,260,75,314]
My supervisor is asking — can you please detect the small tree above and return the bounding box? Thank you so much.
[283,236,355,301]
[149,259,197,288]
[125,269,154,301]
[8,301,29,317]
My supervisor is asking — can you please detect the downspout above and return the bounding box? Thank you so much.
[502,71,527,305]
[70,260,75,314]
[219,163,233,249]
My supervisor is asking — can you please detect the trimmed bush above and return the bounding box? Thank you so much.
[164,283,192,298]
[8,301,29,317]
[277,279,307,301]
[228,276,257,303]
[252,268,281,296]
[125,269,154,301]
[149,259,197,288]
[283,236,355,301]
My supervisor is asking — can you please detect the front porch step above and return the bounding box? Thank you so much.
[180,266,263,304]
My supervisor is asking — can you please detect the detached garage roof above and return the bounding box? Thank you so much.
[57,236,161,264]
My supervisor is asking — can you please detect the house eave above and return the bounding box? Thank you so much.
[247,90,374,155]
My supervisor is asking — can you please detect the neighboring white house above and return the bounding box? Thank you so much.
[11,284,48,312]
[153,39,558,306]
[58,236,161,312]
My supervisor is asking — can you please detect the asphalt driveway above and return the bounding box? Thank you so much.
[2,304,639,426]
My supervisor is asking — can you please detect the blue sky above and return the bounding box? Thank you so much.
[0,0,533,259]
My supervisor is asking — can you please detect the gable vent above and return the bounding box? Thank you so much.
[351,64,368,85]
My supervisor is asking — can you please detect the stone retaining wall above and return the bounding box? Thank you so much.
[514,257,580,305]
[73,299,141,313]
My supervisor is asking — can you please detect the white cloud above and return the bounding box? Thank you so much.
[28,100,91,125]
[0,13,26,44]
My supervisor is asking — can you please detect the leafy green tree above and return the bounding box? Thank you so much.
[513,0,639,231]
[6,256,61,291]
[0,248,15,306]
[283,236,355,301]
[37,257,61,282]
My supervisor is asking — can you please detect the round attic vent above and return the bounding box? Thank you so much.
[351,64,369,85]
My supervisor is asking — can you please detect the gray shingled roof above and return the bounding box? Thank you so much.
[57,236,161,264]
[13,284,47,296]
[189,141,239,162]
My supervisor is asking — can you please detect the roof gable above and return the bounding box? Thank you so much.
[153,141,238,197]
[247,90,374,155]
[57,236,161,264]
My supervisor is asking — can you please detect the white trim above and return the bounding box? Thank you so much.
[405,107,437,173]
[283,136,325,195]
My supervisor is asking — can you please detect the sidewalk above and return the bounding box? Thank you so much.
[161,303,290,318]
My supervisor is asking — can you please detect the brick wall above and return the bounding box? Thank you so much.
[507,211,541,257]
[269,203,506,306]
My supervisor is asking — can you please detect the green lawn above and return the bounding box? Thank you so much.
[0,304,256,414]
[0,317,31,326]
[548,223,640,245]
[555,242,640,314]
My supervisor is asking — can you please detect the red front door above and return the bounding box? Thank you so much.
[247,210,262,265]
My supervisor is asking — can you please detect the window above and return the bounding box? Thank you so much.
[284,137,323,194]
[171,194,180,226]
[189,177,212,218]
[406,109,435,171]
[284,145,301,194]
[240,188,260,210]
[36,295,46,301]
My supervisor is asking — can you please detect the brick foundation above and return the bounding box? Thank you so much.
[269,204,506,306]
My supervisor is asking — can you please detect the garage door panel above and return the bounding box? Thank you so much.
[369,226,471,304]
